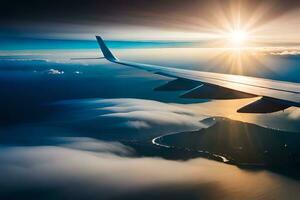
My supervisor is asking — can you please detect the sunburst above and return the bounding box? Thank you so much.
[228,29,249,47]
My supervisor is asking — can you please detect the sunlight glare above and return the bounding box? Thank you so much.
[229,30,248,46]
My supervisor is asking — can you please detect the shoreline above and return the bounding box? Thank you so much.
[152,134,232,164]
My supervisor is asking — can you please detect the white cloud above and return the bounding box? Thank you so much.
[46,68,64,75]
[56,137,134,156]
[120,120,151,129]
[0,139,299,200]
[270,50,300,56]
[52,98,211,137]
[258,47,300,56]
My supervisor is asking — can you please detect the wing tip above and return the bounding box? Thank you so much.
[95,35,118,62]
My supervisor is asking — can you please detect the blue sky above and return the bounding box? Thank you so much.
[0,36,201,51]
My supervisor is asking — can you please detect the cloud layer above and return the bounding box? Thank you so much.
[0,138,300,200]
[50,98,211,139]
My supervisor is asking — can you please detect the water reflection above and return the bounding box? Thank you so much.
[179,98,300,132]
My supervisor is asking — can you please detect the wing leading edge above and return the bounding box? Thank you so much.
[96,36,300,113]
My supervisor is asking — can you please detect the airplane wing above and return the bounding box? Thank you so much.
[96,36,300,113]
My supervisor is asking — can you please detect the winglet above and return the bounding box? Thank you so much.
[96,36,118,62]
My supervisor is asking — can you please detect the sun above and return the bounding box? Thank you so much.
[228,30,249,47]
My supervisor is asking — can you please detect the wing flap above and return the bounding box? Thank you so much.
[237,97,290,113]
[180,84,257,99]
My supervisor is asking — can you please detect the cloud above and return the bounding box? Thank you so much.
[0,138,299,200]
[46,68,64,75]
[0,138,211,199]
[101,109,204,128]
[0,145,195,199]
[51,98,211,138]
[288,108,300,120]
[120,120,151,129]
[270,50,300,56]
[259,47,300,56]
[55,137,134,156]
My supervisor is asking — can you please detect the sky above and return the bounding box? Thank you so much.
[2,0,300,44]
